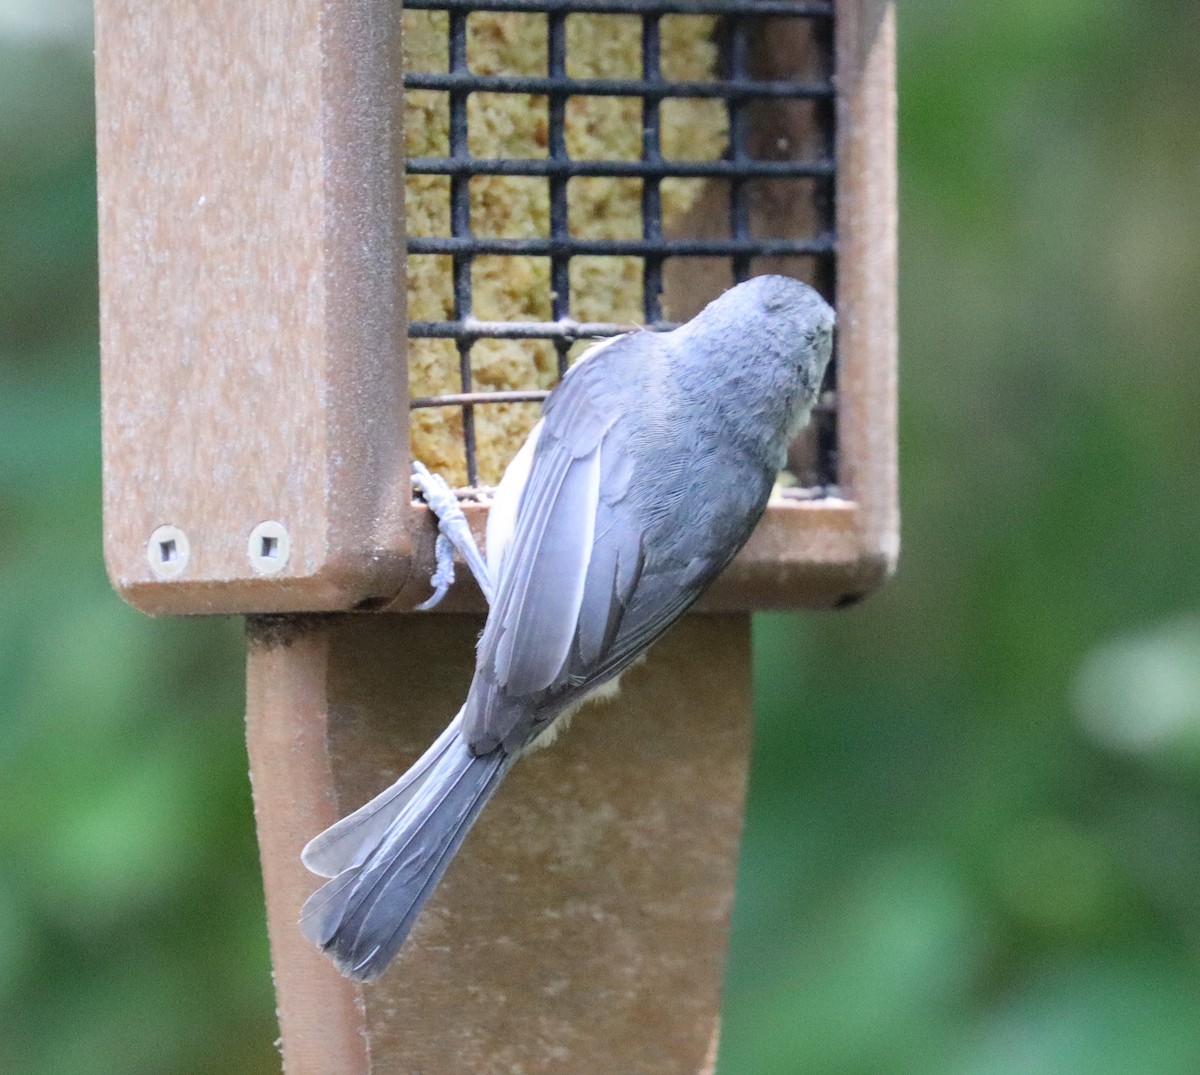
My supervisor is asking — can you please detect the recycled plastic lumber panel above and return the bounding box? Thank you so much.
[833,0,899,584]
[244,618,368,1073]
[96,0,411,615]
[245,612,750,1075]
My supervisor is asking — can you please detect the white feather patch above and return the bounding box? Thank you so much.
[486,419,542,579]
[485,331,630,578]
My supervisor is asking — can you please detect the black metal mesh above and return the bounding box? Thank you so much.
[405,0,837,493]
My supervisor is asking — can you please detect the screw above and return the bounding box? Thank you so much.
[248,520,290,575]
[147,525,190,579]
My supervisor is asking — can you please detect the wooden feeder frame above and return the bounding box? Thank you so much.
[95,0,895,1071]
[97,0,895,618]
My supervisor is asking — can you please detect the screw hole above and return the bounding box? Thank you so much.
[147,525,189,579]
[248,521,290,575]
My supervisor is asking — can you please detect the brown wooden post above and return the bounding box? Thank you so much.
[244,619,369,1073]
[95,0,895,1071]
[247,613,748,1073]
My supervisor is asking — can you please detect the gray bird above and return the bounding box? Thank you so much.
[300,274,835,980]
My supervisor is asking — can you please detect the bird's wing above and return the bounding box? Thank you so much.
[467,339,630,732]
[464,330,743,754]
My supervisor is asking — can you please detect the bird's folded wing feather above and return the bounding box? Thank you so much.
[464,332,728,754]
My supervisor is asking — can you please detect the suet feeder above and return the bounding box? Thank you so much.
[96,0,895,1070]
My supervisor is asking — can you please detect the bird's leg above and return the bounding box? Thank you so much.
[412,461,495,609]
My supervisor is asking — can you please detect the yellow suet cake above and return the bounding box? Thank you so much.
[405,11,728,486]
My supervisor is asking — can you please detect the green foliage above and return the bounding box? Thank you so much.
[2,3,1199,1072]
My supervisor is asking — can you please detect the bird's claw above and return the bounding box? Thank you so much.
[414,532,455,611]
[412,460,495,608]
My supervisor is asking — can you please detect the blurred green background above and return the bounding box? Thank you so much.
[2,1,1199,1072]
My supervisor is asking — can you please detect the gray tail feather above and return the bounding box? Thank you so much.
[300,724,510,981]
[301,709,468,879]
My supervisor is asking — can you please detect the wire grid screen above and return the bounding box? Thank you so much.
[405,0,838,495]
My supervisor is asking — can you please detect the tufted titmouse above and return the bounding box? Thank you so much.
[300,275,835,980]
